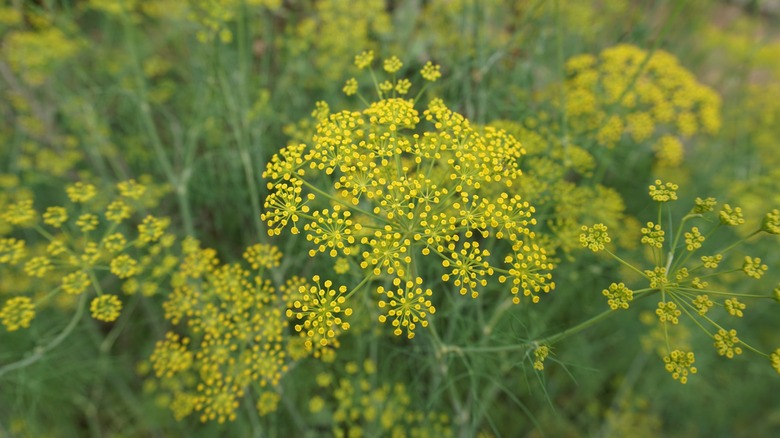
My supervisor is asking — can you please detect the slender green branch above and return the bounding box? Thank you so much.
[0,293,87,378]
[605,249,647,277]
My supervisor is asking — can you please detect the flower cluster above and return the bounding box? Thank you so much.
[488,119,635,255]
[561,44,721,150]
[663,350,697,384]
[290,0,391,81]
[602,282,633,310]
[149,239,303,423]
[308,359,452,436]
[262,57,554,340]
[584,180,778,381]
[0,179,175,331]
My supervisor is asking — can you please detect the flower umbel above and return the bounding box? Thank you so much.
[602,282,633,310]
[648,179,678,202]
[663,350,697,384]
[580,223,610,252]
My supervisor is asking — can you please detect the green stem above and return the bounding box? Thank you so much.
[605,249,646,277]
[0,293,87,378]
[343,274,374,301]
[298,178,388,224]
[120,11,195,236]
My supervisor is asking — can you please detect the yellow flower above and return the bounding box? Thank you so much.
[724,297,746,317]
[420,61,441,82]
[762,209,780,234]
[354,50,374,70]
[719,204,744,226]
[655,300,680,324]
[0,296,36,331]
[75,213,99,232]
[110,254,140,279]
[3,199,36,226]
[242,243,282,270]
[742,256,768,279]
[663,350,697,384]
[0,238,27,265]
[342,77,358,96]
[106,200,132,223]
[377,277,435,339]
[713,329,742,359]
[648,179,678,202]
[66,182,97,203]
[602,282,633,310]
[640,222,664,248]
[286,275,352,349]
[533,345,550,370]
[579,223,610,251]
[138,215,169,243]
[62,271,91,295]
[684,227,704,251]
[117,179,147,199]
[90,295,123,322]
[383,55,402,74]
[24,256,52,278]
[149,332,193,378]
[43,206,68,228]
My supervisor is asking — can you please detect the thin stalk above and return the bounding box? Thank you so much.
[120,11,195,236]
[0,293,87,378]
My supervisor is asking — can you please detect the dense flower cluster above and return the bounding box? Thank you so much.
[488,119,636,254]
[262,58,555,339]
[289,0,391,81]
[562,44,721,150]
[149,239,302,423]
[308,359,452,437]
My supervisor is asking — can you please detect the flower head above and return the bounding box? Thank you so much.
[2,199,36,226]
[0,238,27,265]
[90,295,123,322]
[580,223,611,252]
[342,77,358,96]
[383,55,402,74]
[243,243,283,270]
[640,222,664,248]
[713,329,742,359]
[420,61,441,82]
[43,206,68,228]
[648,179,678,202]
[663,350,697,384]
[719,204,744,226]
[724,297,746,317]
[761,209,780,234]
[377,277,435,339]
[656,300,680,324]
[285,275,352,349]
[117,179,147,199]
[62,271,91,295]
[354,50,374,70]
[0,297,35,331]
[602,282,633,310]
[684,227,704,251]
[742,256,768,279]
[66,182,97,203]
[701,254,722,269]
[138,215,169,243]
[533,345,550,370]
[692,197,717,214]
